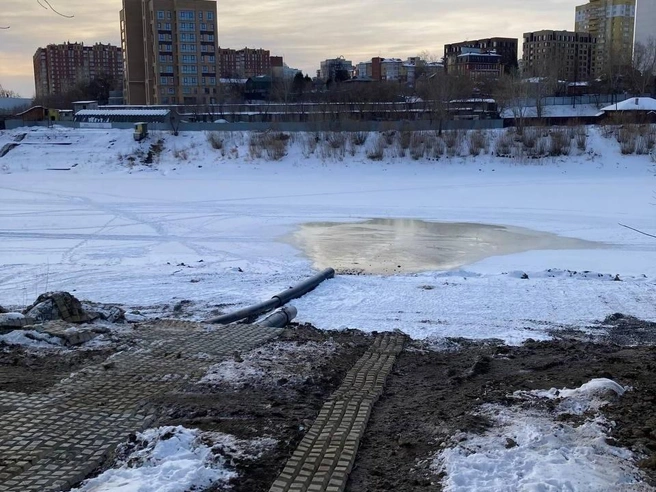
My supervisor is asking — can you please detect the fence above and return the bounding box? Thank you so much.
[3,119,504,132]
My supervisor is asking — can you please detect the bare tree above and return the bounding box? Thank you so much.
[0,0,73,28]
[494,72,531,133]
[631,38,656,95]
[0,84,19,98]
[416,73,472,134]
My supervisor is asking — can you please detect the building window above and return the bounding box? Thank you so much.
[157,11,165,19]
[179,10,194,20]
[207,11,214,20]
[168,88,175,94]
[198,11,203,20]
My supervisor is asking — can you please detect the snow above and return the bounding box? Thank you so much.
[516,378,628,415]
[0,330,62,349]
[601,97,656,112]
[200,340,337,387]
[501,103,602,119]
[72,426,260,492]
[75,109,170,117]
[0,126,655,343]
[435,379,652,492]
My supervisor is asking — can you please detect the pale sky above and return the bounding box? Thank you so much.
[0,0,582,97]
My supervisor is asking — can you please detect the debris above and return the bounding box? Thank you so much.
[23,292,94,324]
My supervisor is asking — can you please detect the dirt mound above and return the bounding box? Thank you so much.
[346,337,656,491]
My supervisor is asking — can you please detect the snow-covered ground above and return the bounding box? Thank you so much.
[72,426,276,492]
[434,379,651,492]
[1,126,655,343]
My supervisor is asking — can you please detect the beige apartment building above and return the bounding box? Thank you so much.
[575,0,636,77]
[120,0,218,105]
[523,30,597,82]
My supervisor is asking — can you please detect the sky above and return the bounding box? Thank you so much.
[0,0,583,97]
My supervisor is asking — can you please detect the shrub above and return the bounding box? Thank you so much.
[249,131,289,161]
[350,132,368,146]
[468,130,488,156]
[206,131,224,150]
[301,133,318,157]
[443,130,463,157]
[383,130,395,146]
[409,133,426,160]
[574,126,587,151]
[549,128,571,156]
[172,147,189,160]
[521,128,539,149]
[399,131,412,150]
[495,131,514,156]
[366,134,386,160]
[326,132,347,150]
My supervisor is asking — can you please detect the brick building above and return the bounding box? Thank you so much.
[218,48,282,78]
[33,42,123,99]
[523,30,597,82]
[449,49,503,78]
[444,37,518,74]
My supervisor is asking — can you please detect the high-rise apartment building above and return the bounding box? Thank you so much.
[634,0,656,48]
[33,42,123,99]
[120,0,218,105]
[575,0,636,77]
[523,30,597,82]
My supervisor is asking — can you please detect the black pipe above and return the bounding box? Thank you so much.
[208,268,335,325]
[258,306,298,328]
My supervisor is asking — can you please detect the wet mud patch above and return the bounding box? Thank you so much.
[0,345,113,394]
[347,332,656,491]
[152,324,371,492]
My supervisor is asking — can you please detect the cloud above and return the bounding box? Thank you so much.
[0,0,582,96]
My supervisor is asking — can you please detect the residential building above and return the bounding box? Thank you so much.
[444,37,518,73]
[523,30,597,82]
[236,48,272,79]
[319,57,354,81]
[120,0,218,105]
[354,57,443,85]
[449,48,503,78]
[33,42,123,99]
[634,0,656,48]
[575,0,636,77]
[356,61,372,79]
[218,48,282,78]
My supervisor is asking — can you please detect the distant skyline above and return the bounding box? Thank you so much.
[1,0,586,97]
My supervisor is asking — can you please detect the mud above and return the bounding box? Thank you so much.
[0,345,112,394]
[347,319,656,491]
[151,324,372,492]
[1,316,655,491]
